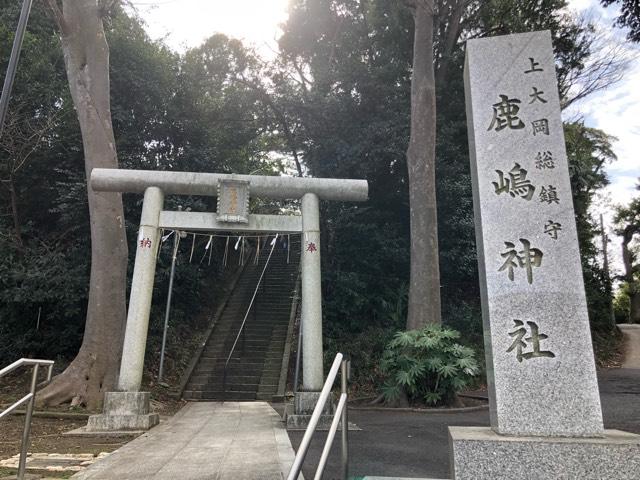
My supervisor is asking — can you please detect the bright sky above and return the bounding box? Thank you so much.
[131,0,289,55]
[565,0,640,274]
[135,0,639,274]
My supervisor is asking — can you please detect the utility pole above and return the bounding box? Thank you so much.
[601,214,617,329]
[0,0,34,140]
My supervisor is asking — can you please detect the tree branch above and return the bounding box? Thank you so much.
[43,0,67,34]
[99,0,119,17]
[435,0,466,85]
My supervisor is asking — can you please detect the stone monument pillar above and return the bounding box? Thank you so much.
[450,30,640,479]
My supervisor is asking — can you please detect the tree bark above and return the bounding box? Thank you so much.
[435,0,466,87]
[622,225,640,324]
[8,177,25,251]
[405,0,442,329]
[39,0,128,410]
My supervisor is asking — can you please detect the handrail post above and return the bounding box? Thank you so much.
[341,358,349,480]
[287,353,343,480]
[158,228,179,384]
[18,364,39,478]
[222,368,227,401]
[293,327,302,396]
[243,311,247,355]
[1,359,54,480]
[313,394,347,480]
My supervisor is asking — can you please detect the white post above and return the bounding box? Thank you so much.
[301,193,324,391]
[118,187,164,392]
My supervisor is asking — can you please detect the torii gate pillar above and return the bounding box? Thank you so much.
[118,187,164,392]
[83,169,367,432]
[300,193,323,391]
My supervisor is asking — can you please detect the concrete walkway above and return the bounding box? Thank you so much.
[72,402,299,480]
[619,324,640,368]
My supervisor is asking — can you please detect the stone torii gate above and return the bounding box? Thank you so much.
[86,169,368,431]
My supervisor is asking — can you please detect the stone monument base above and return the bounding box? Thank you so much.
[86,392,159,432]
[450,427,640,480]
[285,391,334,430]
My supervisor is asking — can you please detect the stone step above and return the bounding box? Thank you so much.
[189,374,261,384]
[182,247,298,402]
[212,321,289,330]
[210,329,286,337]
[257,383,279,389]
[194,366,281,377]
[187,383,261,393]
[183,390,257,401]
[204,339,273,348]
[196,359,267,368]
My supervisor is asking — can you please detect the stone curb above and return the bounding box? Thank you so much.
[348,404,489,414]
[3,410,90,420]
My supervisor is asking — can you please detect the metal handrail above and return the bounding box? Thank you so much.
[1,358,54,479]
[223,234,279,397]
[292,273,302,396]
[287,353,349,480]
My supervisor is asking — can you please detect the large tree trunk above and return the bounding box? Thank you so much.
[405,0,442,329]
[39,0,128,410]
[622,226,640,324]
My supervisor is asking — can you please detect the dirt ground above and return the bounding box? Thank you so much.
[0,368,185,478]
[0,416,131,459]
[0,416,133,479]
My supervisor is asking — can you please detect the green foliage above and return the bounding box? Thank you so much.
[324,326,395,392]
[565,123,618,333]
[0,0,624,380]
[0,4,282,367]
[379,326,479,406]
[0,240,88,363]
[323,278,408,392]
[613,285,631,323]
[279,0,614,370]
[613,186,640,323]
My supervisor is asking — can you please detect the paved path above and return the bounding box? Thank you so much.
[289,368,640,479]
[70,333,640,480]
[619,324,640,368]
[72,402,299,480]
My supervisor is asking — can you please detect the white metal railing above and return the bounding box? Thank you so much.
[0,358,54,479]
[287,353,349,480]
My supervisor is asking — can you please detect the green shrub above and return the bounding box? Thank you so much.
[379,325,480,406]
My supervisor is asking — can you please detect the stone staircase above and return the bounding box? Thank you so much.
[183,236,300,401]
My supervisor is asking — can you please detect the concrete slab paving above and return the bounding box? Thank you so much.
[71,402,301,480]
[619,324,640,368]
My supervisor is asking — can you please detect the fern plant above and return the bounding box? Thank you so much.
[379,325,480,406]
